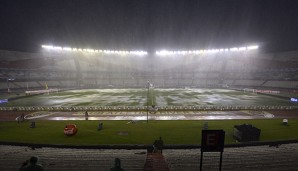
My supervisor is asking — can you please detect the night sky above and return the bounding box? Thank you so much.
[0,0,298,53]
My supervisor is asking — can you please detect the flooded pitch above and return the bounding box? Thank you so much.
[22,110,277,121]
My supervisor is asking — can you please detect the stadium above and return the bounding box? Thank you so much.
[1,45,297,118]
[1,44,298,170]
[1,1,298,170]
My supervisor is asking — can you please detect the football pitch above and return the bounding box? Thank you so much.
[0,88,292,107]
[1,119,298,145]
[0,88,297,145]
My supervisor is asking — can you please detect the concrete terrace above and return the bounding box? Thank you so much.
[1,143,298,171]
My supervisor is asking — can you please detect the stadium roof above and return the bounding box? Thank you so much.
[0,0,298,53]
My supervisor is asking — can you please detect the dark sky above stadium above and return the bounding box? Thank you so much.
[0,0,298,53]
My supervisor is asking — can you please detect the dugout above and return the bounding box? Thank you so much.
[233,124,261,142]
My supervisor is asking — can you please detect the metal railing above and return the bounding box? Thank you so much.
[0,105,297,112]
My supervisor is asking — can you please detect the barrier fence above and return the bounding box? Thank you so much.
[0,105,297,112]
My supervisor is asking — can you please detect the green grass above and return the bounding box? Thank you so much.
[1,119,298,145]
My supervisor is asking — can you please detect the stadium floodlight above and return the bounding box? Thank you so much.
[238,47,247,51]
[63,47,72,51]
[53,46,62,50]
[181,51,187,55]
[41,45,54,49]
[41,45,148,56]
[131,51,148,56]
[139,51,148,56]
[155,44,258,56]
[247,45,259,50]
[42,44,257,56]
[230,47,238,51]
[156,50,168,56]
[211,49,219,53]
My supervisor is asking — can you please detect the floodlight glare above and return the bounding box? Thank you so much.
[41,45,54,49]
[41,45,148,56]
[230,47,238,51]
[53,46,62,50]
[247,45,259,50]
[156,50,167,56]
[132,51,147,56]
[239,47,247,51]
[63,47,72,51]
[41,44,256,56]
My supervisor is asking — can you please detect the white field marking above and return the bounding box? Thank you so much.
[24,112,56,120]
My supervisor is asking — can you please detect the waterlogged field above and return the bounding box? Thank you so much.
[154,89,291,106]
[0,88,292,107]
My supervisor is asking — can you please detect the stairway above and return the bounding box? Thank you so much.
[144,153,170,171]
